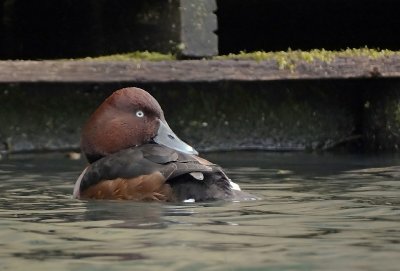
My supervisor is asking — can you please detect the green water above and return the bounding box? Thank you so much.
[0,152,399,271]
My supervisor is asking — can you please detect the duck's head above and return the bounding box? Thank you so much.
[81,87,198,163]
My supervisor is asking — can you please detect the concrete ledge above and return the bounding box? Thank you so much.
[0,57,400,83]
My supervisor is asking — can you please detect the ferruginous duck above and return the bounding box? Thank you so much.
[73,87,249,202]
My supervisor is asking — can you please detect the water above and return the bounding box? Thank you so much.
[0,152,399,271]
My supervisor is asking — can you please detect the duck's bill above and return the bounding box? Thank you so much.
[153,119,199,155]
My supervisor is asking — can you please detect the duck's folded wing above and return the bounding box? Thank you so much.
[76,144,219,200]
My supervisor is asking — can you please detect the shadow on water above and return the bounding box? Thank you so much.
[0,151,400,270]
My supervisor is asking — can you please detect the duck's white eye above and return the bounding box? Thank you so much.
[136,110,144,118]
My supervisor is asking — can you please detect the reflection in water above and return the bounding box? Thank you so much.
[0,152,399,270]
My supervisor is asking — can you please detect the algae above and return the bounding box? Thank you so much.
[79,50,176,61]
[215,48,400,70]
[73,48,400,72]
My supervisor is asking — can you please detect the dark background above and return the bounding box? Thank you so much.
[1,0,399,59]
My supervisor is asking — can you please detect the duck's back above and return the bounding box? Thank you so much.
[74,144,234,202]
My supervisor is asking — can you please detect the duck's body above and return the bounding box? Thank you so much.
[73,144,237,202]
[73,87,248,202]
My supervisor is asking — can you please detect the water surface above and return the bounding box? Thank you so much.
[0,152,399,270]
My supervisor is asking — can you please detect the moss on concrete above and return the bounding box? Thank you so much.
[71,48,400,73]
[215,48,400,70]
[79,51,176,61]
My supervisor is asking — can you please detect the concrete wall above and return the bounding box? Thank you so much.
[1,80,400,154]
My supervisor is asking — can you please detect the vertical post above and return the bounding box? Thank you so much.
[178,0,218,58]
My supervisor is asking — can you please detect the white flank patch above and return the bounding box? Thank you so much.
[183,198,196,203]
[229,180,241,191]
[189,172,204,180]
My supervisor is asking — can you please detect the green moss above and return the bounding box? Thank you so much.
[72,48,400,70]
[79,50,176,61]
[215,48,400,70]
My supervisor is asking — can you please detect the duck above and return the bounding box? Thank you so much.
[73,87,249,202]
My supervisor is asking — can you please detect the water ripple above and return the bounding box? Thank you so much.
[0,152,399,271]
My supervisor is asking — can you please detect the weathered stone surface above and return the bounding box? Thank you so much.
[1,80,400,154]
[179,0,218,57]
[363,83,400,151]
[0,85,108,153]
[0,57,399,83]
[0,81,366,153]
